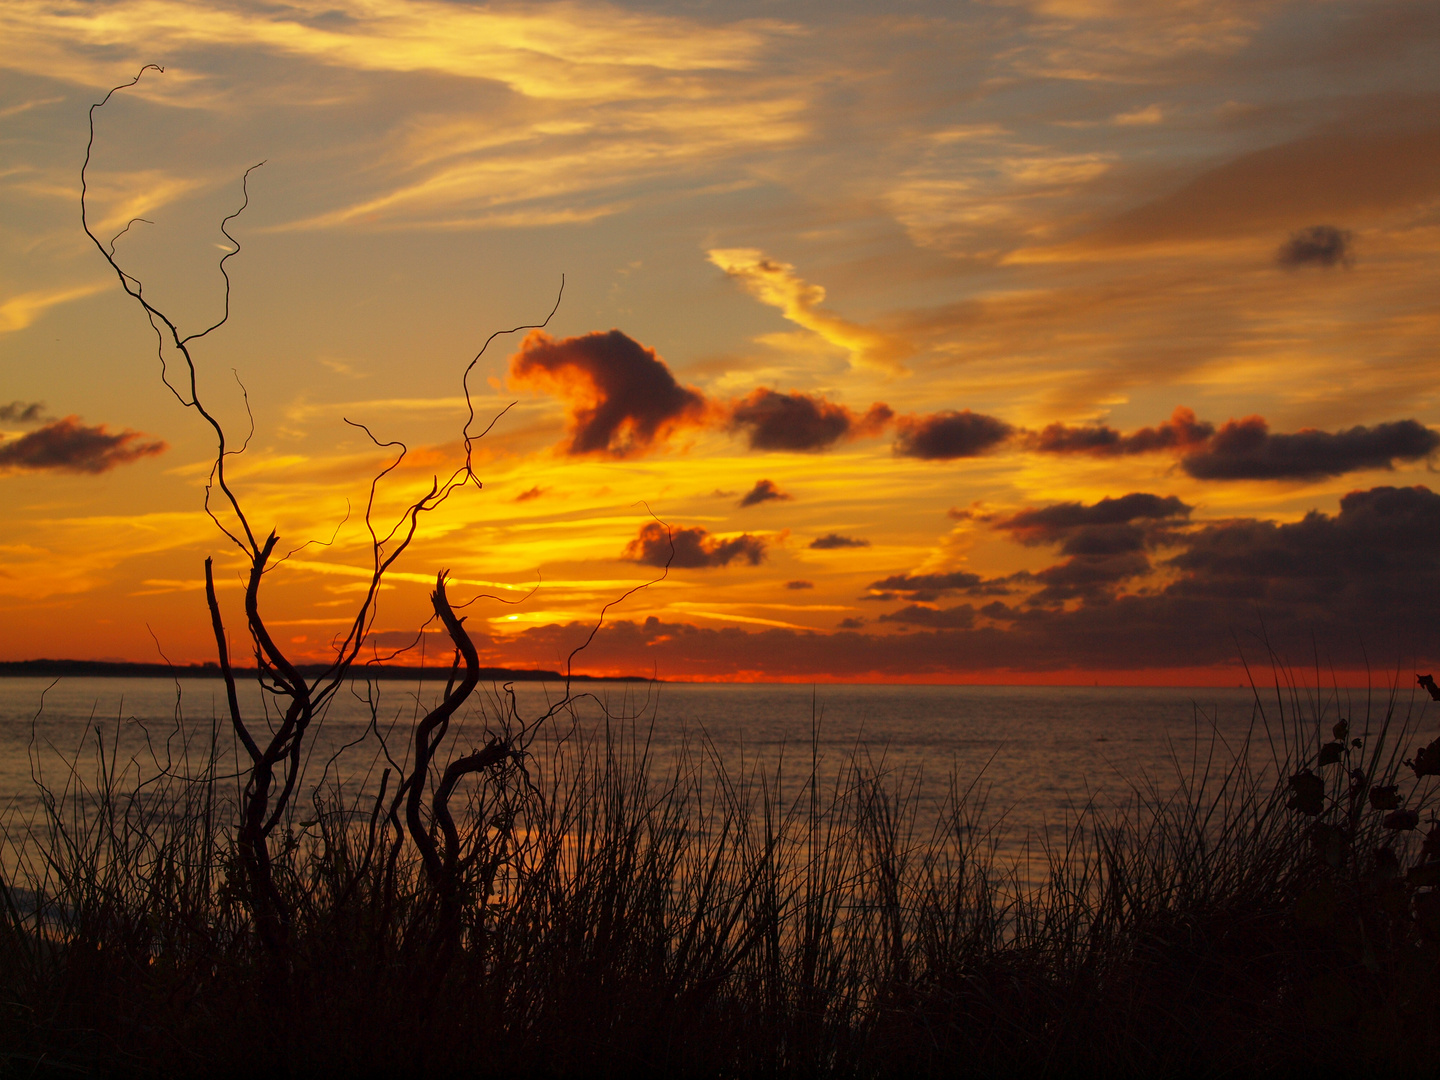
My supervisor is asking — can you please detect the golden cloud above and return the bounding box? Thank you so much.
[707,248,913,373]
[0,0,792,97]
[8,1,808,231]
[0,283,107,334]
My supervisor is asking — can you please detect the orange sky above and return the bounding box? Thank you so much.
[2,0,1439,683]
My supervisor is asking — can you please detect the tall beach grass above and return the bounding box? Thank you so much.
[1,670,1438,1079]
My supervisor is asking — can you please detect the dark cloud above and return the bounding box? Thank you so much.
[1026,552,1153,606]
[1277,225,1354,269]
[878,604,976,629]
[997,493,1192,555]
[947,503,997,523]
[514,486,546,502]
[622,522,766,569]
[893,410,1013,460]
[866,570,985,598]
[1052,526,1148,557]
[785,579,814,590]
[0,401,46,423]
[836,617,865,630]
[1169,486,1440,597]
[739,478,792,508]
[509,329,710,458]
[0,416,167,474]
[809,533,870,550]
[1021,409,1438,481]
[1181,418,1439,480]
[1026,407,1213,456]
[870,497,1186,610]
[729,389,892,452]
[999,493,1192,536]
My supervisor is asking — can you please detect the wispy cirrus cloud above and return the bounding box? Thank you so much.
[0,284,107,334]
[0,0,794,97]
[6,0,808,233]
[287,94,808,231]
[708,249,913,373]
[987,0,1269,91]
[1014,123,1440,262]
[883,143,1114,258]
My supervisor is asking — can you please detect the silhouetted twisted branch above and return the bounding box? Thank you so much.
[85,67,565,955]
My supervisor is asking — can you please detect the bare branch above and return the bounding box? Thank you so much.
[458,275,565,479]
[183,161,265,346]
[205,558,259,765]
[405,573,482,887]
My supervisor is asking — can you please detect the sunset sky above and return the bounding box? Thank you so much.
[2,0,1439,683]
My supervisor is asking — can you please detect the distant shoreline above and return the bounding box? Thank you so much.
[0,659,658,683]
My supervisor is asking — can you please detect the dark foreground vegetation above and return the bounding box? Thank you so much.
[2,670,1438,1080]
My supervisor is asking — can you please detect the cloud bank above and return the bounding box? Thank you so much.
[510,322,1435,482]
[503,485,1440,679]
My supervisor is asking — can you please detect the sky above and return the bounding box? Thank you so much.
[2,0,1439,684]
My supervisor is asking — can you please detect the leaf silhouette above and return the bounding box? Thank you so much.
[1383,808,1420,831]
[1368,785,1401,811]
[1288,769,1325,816]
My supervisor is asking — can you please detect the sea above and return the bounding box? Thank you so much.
[3,675,1399,864]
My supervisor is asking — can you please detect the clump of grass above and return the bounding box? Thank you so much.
[1,671,1437,1079]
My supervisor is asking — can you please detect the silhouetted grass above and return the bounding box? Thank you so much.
[2,673,1437,1079]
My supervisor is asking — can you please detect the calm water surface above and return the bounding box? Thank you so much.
[0,676,1345,851]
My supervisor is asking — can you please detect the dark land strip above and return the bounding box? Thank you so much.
[0,659,658,682]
